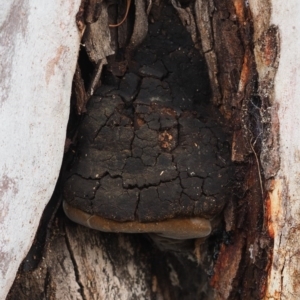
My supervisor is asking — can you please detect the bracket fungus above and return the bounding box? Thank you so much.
[63,2,234,243]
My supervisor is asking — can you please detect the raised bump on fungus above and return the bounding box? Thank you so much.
[64,201,212,240]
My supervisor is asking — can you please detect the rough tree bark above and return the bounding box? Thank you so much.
[2,0,300,299]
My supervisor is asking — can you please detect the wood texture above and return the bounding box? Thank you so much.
[8,0,293,298]
[8,217,213,300]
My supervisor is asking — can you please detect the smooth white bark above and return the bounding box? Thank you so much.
[0,0,80,298]
[267,2,300,299]
[250,0,300,298]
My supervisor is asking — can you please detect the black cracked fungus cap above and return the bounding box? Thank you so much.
[64,3,234,226]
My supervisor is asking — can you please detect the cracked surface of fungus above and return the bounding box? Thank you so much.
[64,3,234,228]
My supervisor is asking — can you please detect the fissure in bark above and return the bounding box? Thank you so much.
[9,1,274,299]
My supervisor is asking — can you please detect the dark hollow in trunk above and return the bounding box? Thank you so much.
[64,2,234,225]
[8,1,271,299]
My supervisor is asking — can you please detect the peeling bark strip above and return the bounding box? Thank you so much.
[211,233,245,299]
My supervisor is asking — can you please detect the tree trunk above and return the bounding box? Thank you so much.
[3,0,299,299]
[0,1,80,298]
[253,1,300,298]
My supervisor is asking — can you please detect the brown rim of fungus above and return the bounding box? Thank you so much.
[63,201,212,240]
